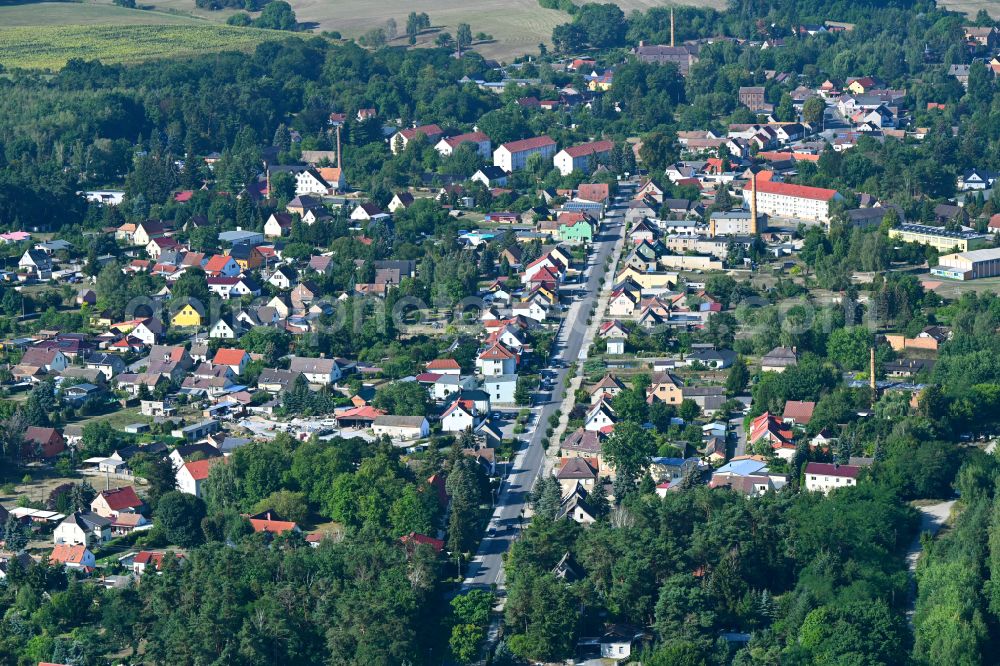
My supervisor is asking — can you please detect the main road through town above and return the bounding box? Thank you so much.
[461,183,632,590]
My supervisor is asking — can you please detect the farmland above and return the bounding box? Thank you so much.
[0,23,275,70]
[143,0,729,60]
[0,0,728,67]
[0,0,991,70]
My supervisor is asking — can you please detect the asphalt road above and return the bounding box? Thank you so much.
[461,186,631,589]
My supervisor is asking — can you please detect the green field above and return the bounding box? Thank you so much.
[0,22,274,70]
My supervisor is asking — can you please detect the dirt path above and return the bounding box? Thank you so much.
[905,499,955,624]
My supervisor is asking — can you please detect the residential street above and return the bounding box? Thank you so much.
[461,184,631,589]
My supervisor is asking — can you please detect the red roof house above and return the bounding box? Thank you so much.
[22,426,65,459]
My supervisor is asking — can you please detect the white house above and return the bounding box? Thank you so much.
[476,343,518,376]
[20,347,68,373]
[264,213,294,238]
[553,139,614,176]
[425,358,462,376]
[522,254,565,282]
[131,319,162,345]
[390,124,444,154]
[267,266,296,290]
[584,400,617,432]
[212,348,250,376]
[483,375,517,405]
[493,136,557,172]
[54,512,111,547]
[431,374,476,401]
[372,415,430,440]
[350,203,391,223]
[209,318,240,340]
[608,290,639,317]
[18,249,52,279]
[471,166,509,187]
[176,459,216,498]
[804,462,860,495]
[203,255,241,278]
[50,544,96,571]
[441,399,477,432]
[601,626,644,661]
[511,301,548,322]
[288,356,342,385]
[435,131,492,159]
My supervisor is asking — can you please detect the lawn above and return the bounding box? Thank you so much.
[0,21,275,70]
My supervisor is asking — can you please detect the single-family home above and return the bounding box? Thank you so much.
[170,301,204,328]
[471,166,509,187]
[203,254,241,278]
[804,462,860,494]
[22,426,65,459]
[441,399,478,432]
[483,375,517,405]
[646,372,683,405]
[476,342,518,376]
[212,348,250,376]
[90,486,143,519]
[176,458,220,498]
[288,356,342,385]
[584,399,617,432]
[54,511,111,547]
[264,213,294,238]
[761,346,798,372]
[555,457,599,495]
[50,544,96,571]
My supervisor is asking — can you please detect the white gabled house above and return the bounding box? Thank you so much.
[288,356,342,385]
[511,300,549,322]
[267,266,296,290]
[476,342,518,376]
[584,399,617,432]
[441,398,478,432]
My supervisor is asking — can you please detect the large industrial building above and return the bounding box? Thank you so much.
[932,247,1000,281]
[888,224,988,253]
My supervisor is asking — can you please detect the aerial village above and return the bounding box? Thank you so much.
[1,2,1000,663]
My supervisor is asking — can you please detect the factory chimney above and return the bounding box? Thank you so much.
[336,125,342,171]
[670,8,675,48]
[749,170,758,235]
[869,346,877,394]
